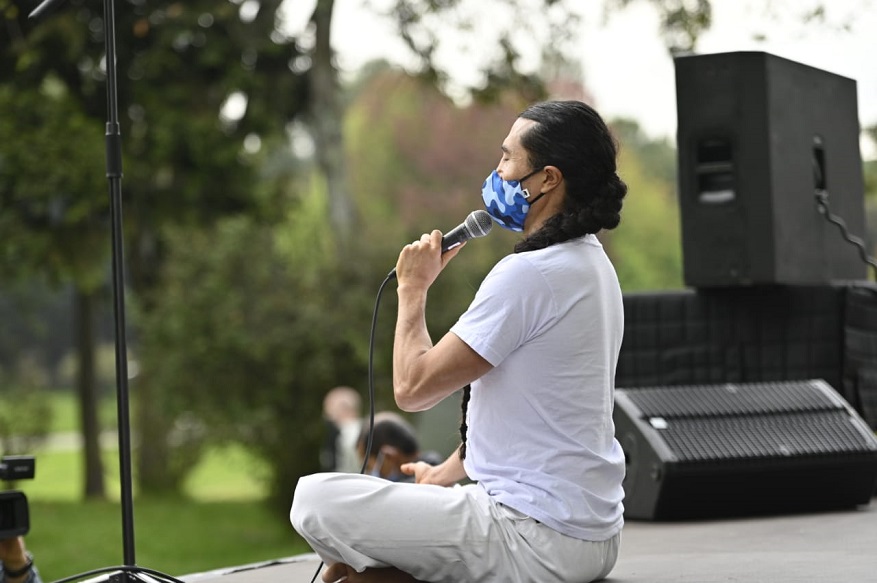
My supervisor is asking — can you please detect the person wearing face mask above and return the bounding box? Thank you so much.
[356,411,442,483]
[291,100,628,583]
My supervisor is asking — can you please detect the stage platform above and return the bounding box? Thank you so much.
[177,500,877,583]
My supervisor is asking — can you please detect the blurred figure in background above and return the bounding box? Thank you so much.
[320,386,363,473]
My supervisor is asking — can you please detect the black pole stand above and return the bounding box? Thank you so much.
[29,1,183,582]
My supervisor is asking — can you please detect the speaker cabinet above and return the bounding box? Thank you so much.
[614,379,877,520]
[674,51,866,287]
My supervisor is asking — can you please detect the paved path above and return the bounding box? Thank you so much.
[41,430,120,452]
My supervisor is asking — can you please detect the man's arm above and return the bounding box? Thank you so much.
[392,231,492,412]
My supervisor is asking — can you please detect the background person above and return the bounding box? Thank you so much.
[320,386,363,473]
[292,100,627,583]
[357,411,442,482]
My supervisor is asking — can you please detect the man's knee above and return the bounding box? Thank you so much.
[290,473,326,533]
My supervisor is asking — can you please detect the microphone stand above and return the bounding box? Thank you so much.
[30,1,182,582]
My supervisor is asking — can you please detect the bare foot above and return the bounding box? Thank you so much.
[322,562,350,582]
[322,563,424,582]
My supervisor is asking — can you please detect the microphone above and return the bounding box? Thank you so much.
[441,210,494,252]
[387,210,494,280]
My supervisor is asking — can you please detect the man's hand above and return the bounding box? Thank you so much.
[399,461,443,485]
[400,447,469,486]
[394,230,463,292]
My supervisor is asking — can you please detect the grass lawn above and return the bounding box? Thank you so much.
[44,390,120,434]
[26,498,309,581]
[12,439,312,581]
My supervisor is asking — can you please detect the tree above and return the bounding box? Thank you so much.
[0,75,111,497]
[136,197,381,508]
[1,0,308,495]
[866,125,877,200]
[604,128,684,291]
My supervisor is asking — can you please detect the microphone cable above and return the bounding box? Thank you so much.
[814,189,877,280]
[308,267,397,583]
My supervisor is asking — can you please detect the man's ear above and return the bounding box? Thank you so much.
[541,165,563,192]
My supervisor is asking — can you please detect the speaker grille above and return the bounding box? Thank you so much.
[623,379,841,419]
[661,411,875,462]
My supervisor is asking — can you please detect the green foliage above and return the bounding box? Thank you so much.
[345,69,522,254]
[612,117,678,186]
[136,181,385,509]
[865,157,876,201]
[26,388,117,434]
[56,343,119,395]
[603,140,684,291]
[0,382,53,455]
[0,82,107,287]
[3,0,314,496]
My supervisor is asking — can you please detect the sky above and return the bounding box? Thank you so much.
[281,0,877,158]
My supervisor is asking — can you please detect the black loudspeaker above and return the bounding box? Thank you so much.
[614,379,877,520]
[674,51,867,287]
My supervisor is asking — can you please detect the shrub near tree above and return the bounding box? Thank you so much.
[137,195,382,510]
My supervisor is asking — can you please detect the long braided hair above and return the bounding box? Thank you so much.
[458,100,627,460]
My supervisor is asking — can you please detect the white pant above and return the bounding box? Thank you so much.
[290,473,621,582]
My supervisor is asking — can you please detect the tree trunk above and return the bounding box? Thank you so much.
[128,225,179,494]
[74,287,106,499]
[134,370,178,493]
[310,0,357,247]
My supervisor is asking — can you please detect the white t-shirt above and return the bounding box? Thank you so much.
[450,234,625,541]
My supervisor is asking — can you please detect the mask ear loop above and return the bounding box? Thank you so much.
[517,167,544,199]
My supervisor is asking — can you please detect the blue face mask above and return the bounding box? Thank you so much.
[481,168,545,232]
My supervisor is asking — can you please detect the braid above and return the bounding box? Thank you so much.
[458,385,471,460]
